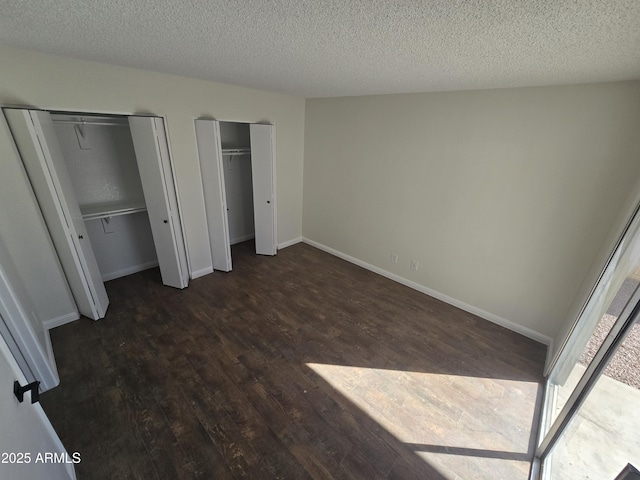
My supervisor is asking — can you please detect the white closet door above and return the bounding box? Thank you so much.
[0,331,76,480]
[4,109,109,320]
[0,243,59,392]
[250,124,277,256]
[195,119,232,272]
[128,117,189,289]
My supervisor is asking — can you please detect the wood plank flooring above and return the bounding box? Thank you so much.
[40,241,546,480]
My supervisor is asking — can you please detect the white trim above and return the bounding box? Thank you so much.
[0,263,60,390]
[43,312,79,331]
[529,381,555,480]
[302,237,551,346]
[101,261,159,282]
[230,233,255,245]
[529,457,541,480]
[541,381,558,441]
[544,338,555,373]
[271,125,278,256]
[278,237,303,250]
[44,330,60,384]
[191,266,214,279]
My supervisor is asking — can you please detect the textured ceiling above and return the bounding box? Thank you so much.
[1,0,639,98]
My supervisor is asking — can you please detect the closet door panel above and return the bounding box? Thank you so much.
[0,239,60,391]
[249,124,277,256]
[154,118,190,286]
[32,111,109,317]
[4,109,109,320]
[195,119,232,272]
[128,116,188,289]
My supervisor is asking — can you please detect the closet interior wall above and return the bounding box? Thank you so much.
[220,122,255,246]
[51,114,158,281]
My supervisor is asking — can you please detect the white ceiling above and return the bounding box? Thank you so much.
[1,0,639,98]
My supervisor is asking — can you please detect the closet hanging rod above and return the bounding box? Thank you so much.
[81,202,148,221]
[222,148,251,156]
[52,119,129,127]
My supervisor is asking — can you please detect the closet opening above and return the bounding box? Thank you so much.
[195,118,276,273]
[51,113,159,283]
[219,121,256,263]
[4,108,190,321]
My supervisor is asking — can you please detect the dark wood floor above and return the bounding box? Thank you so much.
[41,241,546,480]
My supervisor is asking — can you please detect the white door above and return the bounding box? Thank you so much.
[250,124,277,256]
[129,117,189,288]
[0,329,76,480]
[0,241,59,392]
[4,109,109,320]
[195,119,232,272]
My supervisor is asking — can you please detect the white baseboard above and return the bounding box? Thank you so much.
[101,261,159,282]
[278,237,303,250]
[231,233,255,245]
[191,266,214,279]
[302,237,552,346]
[43,311,79,331]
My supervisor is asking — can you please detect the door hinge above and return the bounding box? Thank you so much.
[14,380,40,404]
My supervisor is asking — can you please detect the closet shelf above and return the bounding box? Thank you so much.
[81,201,147,221]
[222,148,251,156]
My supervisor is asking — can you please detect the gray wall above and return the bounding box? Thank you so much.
[303,82,640,343]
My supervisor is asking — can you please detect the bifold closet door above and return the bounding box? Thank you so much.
[4,109,109,320]
[250,124,277,256]
[0,238,59,392]
[194,119,232,272]
[129,117,189,288]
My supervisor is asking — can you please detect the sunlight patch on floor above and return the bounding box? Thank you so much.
[307,363,538,480]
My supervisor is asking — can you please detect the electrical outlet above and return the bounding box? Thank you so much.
[410,259,419,271]
[390,253,398,264]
